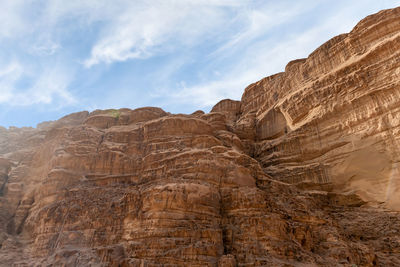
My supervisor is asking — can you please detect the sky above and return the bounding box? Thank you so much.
[0,0,399,128]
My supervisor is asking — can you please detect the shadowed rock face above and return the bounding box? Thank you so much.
[1,7,400,267]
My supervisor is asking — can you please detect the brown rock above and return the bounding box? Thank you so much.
[211,99,241,124]
[0,7,400,267]
[218,254,237,267]
[240,7,400,211]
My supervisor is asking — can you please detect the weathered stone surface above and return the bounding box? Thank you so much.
[0,7,400,267]
[239,7,400,211]
[211,99,241,125]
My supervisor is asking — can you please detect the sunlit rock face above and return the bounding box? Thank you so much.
[1,7,400,267]
[239,7,400,211]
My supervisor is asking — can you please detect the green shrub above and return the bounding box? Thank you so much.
[109,109,120,120]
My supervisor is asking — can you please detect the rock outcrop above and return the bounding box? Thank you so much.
[241,7,400,211]
[1,7,400,267]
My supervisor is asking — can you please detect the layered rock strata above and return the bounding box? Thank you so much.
[240,7,400,211]
[0,7,400,267]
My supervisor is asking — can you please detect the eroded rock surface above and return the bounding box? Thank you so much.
[1,7,400,267]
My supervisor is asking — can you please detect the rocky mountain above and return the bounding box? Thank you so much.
[1,7,400,267]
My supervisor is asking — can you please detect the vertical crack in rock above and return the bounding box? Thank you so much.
[0,173,8,197]
[6,215,15,235]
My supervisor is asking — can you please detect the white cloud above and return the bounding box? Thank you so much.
[30,40,60,56]
[173,75,253,107]
[0,62,23,102]
[0,0,27,39]
[0,61,75,107]
[83,0,248,67]
[170,1,376,109]
[0,0,399,114]
[209,1,317,58]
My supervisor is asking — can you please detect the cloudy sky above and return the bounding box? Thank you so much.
[0,0,398,127]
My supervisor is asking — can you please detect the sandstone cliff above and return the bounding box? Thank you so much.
[1,7,400,267]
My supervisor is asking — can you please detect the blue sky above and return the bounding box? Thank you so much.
[0,0,399,128]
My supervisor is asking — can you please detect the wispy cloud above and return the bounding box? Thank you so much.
[169,0,386,109]
[0,61,75,107]
[209,1,317,59]
[0,0,27,39]
[0,62,22,103]
[0,0,398,127]
[31,39,61,56]
[83,0,247,67]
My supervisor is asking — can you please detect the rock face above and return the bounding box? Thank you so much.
[242,7,400,211]
[1,7,400,267]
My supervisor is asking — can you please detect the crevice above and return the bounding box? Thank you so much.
[16,212,29,235]
[6,215,15,235]
[218,171,225,255]
[0,161,12,197]
[0,173,9,196]
[96,131,105,153]
[52,207,70,253]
